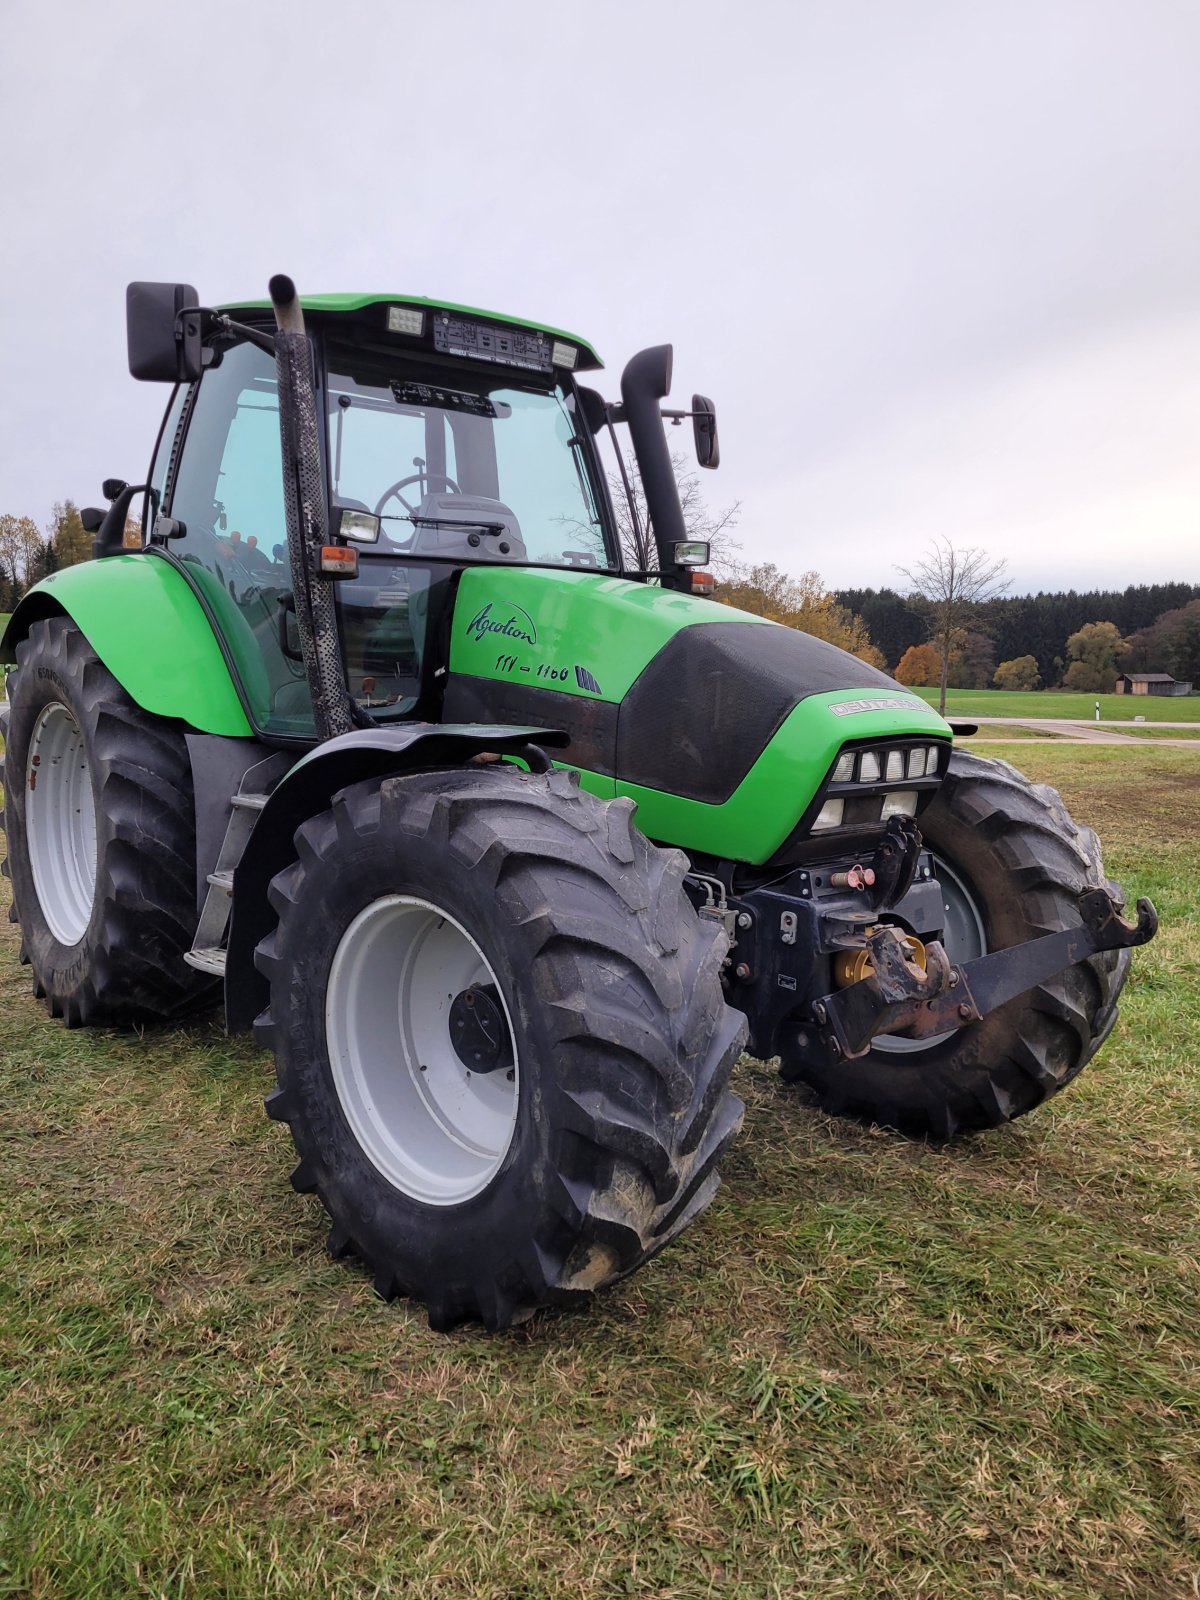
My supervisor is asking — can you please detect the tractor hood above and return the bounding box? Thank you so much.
[445,568,952,863]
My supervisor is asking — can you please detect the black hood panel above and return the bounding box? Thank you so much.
[616,621,897,804]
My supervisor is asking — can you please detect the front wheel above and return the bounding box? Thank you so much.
[256,766,747,1330]
[780,750,1130,1137]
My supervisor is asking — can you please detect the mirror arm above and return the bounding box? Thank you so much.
[91,483,150,559]
[206,312,276,358]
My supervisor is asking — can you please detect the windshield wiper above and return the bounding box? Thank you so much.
[380,514,508,536]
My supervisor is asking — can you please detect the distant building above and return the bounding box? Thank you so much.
[1115,672,1193,697]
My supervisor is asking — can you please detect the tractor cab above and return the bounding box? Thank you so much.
[136,297,625,738]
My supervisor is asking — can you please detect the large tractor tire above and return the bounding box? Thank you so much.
[1,616,213,1025]
[256,765,747,1331]
[780,750,1129,1138]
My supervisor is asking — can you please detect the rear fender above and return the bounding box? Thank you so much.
[1,555,251,737]
[224,722,567,1032]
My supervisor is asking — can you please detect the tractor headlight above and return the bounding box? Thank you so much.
[833,752,855,782]
[885,750,906,782]
[811,797,845,831]
[881,790,919,820]
[387,306,425,336]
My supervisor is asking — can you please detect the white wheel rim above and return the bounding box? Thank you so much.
[325,895,520,1205]
[25,702,97,947]
[874,853,987,1055]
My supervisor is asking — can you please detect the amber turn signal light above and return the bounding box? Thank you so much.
[317,545,358,578]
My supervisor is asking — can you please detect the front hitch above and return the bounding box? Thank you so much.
[806,888,1158,1064]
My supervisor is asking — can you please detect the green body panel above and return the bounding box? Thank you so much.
[220,292,602,369]
[450,566,772,701]
[448,565,952,864]
[619,690,951,862]
[1,555,253,738]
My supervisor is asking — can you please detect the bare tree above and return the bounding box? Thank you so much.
[609,449,742,576]
[897,538,1009,713]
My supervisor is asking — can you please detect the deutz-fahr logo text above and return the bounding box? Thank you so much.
[828,695,938,717]
[466,603,537,648]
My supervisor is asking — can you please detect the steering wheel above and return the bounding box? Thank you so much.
[374,471,461,518]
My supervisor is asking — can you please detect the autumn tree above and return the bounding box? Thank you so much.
[993,655,1041,691]
[0,514,49,609]
[897,539,1009,714]
[719,562,886,668]
[48,500,92,570]
[894,642,944,686]
[1063,620,1124,693]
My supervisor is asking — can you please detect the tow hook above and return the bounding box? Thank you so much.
[806,888,1157,1064]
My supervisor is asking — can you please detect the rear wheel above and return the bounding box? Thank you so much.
[780,750,1130,1137]
[1,616,213,1025]
[256,766,747,1330]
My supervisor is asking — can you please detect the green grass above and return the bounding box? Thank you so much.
[911,686,1200,721]
[2,747,1199,1597]
[1118,724,1200,740]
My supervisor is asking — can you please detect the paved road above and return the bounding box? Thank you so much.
[965,716,1199,747]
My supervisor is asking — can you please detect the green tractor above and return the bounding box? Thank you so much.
[0,277,1155,1329]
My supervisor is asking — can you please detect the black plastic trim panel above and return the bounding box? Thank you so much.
[443,674,619,776]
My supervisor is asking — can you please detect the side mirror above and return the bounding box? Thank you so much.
[126,282,203,383]
[692,394,719,469]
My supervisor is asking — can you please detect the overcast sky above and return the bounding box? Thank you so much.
[2,0,1197,595]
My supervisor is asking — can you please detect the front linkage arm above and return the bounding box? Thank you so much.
[810,888,1158,1063]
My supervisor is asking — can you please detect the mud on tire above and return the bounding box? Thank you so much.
[780,750,1130,1138]
[1,616,213,1025]
[255,765,747,1331]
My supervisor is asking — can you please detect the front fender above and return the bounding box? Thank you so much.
[224,722,567,1032]
[1,553,251,737]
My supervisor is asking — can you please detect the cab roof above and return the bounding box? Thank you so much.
[218,291,603,371]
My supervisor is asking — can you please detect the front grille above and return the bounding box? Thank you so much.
[768,737,950,866]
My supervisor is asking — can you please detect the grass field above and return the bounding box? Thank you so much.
[2,746,1198,1597]
[912,686,1200,721]
[1120,724,1200,740]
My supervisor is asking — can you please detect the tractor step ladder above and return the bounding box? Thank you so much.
[185,754,292,978]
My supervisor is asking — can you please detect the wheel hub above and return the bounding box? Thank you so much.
[449,983,513,1074]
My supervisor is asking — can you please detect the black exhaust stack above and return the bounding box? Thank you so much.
[269,274,355,740]
[620,346,689,588]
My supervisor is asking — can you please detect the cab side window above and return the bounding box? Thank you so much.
[168,341,314,737]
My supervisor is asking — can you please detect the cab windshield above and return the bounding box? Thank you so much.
[325,347,615,719]
[325,348,613,571]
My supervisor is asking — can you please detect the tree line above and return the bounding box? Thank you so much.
[837,580,1200,688]
[0,502,97,612]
